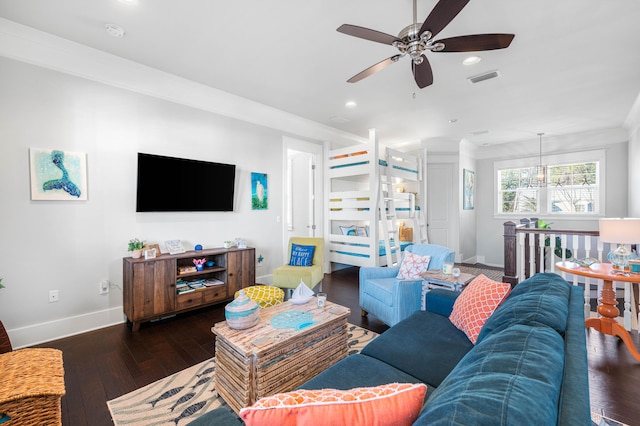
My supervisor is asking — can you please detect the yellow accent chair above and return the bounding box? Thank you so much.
[272,237,324,296]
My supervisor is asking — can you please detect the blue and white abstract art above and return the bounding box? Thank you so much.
[30,148,88,201]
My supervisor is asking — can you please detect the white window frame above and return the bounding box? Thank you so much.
[494,149,606,219]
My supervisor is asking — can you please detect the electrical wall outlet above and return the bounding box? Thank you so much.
[49,290,59,303]
[100,280,110,295]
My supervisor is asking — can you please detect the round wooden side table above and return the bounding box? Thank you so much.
[556,261,640,361]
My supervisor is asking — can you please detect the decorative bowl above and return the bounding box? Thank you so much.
[225,290,260,330]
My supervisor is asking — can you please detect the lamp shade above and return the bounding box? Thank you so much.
[599,218,640,244]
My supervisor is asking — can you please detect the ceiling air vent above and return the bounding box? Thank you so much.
[468,70,500,84]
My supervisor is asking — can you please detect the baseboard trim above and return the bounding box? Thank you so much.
[8,307,126,349]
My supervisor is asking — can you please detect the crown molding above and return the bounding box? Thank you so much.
[0,18,365,146]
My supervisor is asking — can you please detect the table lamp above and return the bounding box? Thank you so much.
[599,218,640,274]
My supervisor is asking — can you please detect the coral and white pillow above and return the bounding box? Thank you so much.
[396,252,431,280]
[239,383,427,426]
[449,274,511,344]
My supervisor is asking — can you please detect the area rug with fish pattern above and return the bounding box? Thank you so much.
[107,323,378,426]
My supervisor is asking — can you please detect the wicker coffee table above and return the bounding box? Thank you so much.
[212,299,351,413]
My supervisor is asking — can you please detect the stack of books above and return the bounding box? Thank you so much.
[176,282,194,294]
[204,278,224,287]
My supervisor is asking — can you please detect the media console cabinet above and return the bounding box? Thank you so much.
[123,247,255,331]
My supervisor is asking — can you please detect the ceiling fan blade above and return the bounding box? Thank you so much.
[419,0,470,38]
[337,24,401,45]
[412,56,433,89]
[435,33,515,52]
[347,55,402,83]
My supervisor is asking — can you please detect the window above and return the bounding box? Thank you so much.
[498,167,540,213]
[548,162,598,214]
[495,150,603,217]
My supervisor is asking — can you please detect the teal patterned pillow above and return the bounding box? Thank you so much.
[289,244,316,266]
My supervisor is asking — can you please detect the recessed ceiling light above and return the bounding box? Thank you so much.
[117,0,139,5]
[345,101,357,108]
[463,56,481,66]
[105,23,125,38]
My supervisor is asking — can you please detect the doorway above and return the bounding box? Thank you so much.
[282,137,323,260]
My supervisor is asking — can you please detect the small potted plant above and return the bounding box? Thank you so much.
[193,258,206,271]
[128,238,146,259]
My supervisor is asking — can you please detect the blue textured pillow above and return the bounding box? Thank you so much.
[289,244,315,266]
[417,324,565,425]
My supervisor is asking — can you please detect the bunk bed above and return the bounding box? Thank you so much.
[326,132,427,268]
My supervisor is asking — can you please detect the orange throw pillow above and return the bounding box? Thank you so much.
[239,383,427,426]
[449,274,511,344]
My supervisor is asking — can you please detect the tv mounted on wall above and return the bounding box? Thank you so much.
[136,153,236,212]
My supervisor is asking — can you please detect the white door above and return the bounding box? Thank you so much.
[287,151,315,237]
[427,163,454,248]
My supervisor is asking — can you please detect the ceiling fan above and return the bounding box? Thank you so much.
[337,0,515,88]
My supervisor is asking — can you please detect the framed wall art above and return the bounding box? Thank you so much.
[252,172,268,210]
[30,148,88,201]
[463,168,475,210]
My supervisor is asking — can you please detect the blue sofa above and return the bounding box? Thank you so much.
[191,272,590,425]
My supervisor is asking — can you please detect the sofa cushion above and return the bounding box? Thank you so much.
[449,274,511,344]
[418,324,565,426]
[300,354,428,391]
[187,405,242,426]
[476,272,571,344]
[361,310,473,388]
[397,252,431,280]
[239,383,427,426]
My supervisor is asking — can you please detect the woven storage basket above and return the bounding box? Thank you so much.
[0,348,65,425]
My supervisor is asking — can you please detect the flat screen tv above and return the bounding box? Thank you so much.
[136,153,236,212]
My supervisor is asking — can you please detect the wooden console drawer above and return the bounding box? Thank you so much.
[176,292,204,309]
[204,287,227,303]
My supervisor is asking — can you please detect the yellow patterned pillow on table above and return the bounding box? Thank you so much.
[239,382,427,426]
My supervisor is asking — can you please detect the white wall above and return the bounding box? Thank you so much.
[627,97,640,217]
[0,57,305,347]
[630,126,640,217]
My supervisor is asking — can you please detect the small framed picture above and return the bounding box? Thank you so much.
[144,248,157,260]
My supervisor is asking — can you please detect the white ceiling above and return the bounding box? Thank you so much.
[1,0,640,149]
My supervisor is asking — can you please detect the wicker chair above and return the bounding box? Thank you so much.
[0,348,65,425]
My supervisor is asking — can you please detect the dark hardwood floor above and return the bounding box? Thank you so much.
[33,266,640,425]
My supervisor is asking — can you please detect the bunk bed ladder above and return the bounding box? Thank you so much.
[379,175,401,267]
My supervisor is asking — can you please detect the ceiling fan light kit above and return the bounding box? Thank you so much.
[337,0,514,88]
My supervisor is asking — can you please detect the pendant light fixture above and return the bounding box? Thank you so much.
[533,132,547,187]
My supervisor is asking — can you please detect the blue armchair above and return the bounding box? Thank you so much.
[359,244,455,326]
